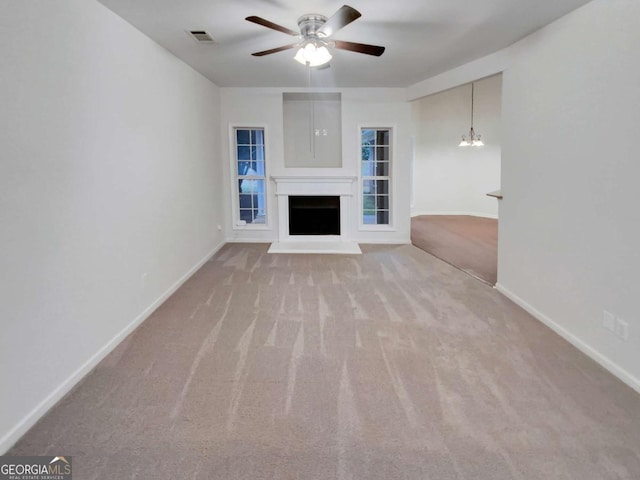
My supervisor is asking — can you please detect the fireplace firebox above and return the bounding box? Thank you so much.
[288,196,340,236]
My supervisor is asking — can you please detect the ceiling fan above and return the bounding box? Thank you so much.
[246,5,385,67]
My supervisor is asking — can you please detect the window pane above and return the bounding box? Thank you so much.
[254,145,264,161]
[376,130,389,145]
[363,210,376,225]
[376,147,389,161]
[237,145,251,161]
[362,160,374,176]
[239,162,260,176]
[361,145,374,161]
[375,161,389,176]
[361,129,375,144]
[252,179,265,194]
[254,192,266,215]
[240,178,263,194]
[376,195,389,209]
[253,210,266,224]
[363,195,375,210]
[239,209,254,222]
[237,161,249,176]
[376,210,389,224]
[236,129,250,145]
[239,194,253,208]
[363,180,376,195]
[376,180,389,195]
[251,129,264,145]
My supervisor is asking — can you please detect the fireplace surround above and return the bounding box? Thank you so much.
[269,176,360,254]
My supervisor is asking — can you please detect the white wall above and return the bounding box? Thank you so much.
[411,75,502,218]
[220,88,412,244]
[0,0,224,452]
[407,49,509,102]
[497,0,640,390]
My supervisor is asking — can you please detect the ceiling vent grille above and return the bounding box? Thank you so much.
[188,30,215,44]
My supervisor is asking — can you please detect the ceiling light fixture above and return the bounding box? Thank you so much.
[294,40,332,67]
[459,82,484,147]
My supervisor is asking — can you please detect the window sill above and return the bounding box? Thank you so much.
[233,224,271,231]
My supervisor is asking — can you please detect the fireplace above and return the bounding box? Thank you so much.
[289,196,340,236]
[268,176,361,254]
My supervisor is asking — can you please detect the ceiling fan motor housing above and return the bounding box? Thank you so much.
[297,14,328,39]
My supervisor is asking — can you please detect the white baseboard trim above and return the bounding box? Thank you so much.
[411,211,498,219]
[227,238,412,246]
[226,237,277,244]
[495,283,640,395]
[0,241,226,455]
[358,239,412,245]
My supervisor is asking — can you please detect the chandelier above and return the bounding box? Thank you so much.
[459,82,484,147]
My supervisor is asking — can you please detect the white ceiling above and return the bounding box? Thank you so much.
[97,0,592,88]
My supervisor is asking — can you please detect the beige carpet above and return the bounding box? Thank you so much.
[411,215,498,285]
[9,243,640,479]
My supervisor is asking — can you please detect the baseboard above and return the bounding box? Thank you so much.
[411,211,498,219]
[357,239,412,245]
[227,238,412,246]
[495,283,640,395]
[0,240,226,454]
[226,237,277,244]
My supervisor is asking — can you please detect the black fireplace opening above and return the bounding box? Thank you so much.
[289,196,340,236]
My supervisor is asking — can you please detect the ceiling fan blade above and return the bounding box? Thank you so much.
[333,40,385,56]
[251,44,298,57]
[317,5,361,37]
[245,16,299,36]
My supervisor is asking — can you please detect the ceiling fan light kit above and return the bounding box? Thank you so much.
[294,40,332,67]
[246,5,385,68]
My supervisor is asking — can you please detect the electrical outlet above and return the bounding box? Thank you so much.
[217,224,222,231]
[603,310,616,333]
[141,273,148,288]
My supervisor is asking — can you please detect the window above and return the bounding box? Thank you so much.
[361,128,391,225]
[234,128,267,226]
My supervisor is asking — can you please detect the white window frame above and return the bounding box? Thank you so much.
[358,125,395,231]
[229,124,270,230]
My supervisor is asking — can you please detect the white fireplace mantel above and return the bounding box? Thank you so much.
[271,175,357,197]
[268,175,361,254]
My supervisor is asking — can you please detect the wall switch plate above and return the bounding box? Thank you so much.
[615,318,629,341]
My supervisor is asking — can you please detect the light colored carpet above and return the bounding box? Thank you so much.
[411,215,498,285]
[9,243,640,479]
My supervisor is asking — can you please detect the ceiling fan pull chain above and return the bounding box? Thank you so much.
[308,67,313,155]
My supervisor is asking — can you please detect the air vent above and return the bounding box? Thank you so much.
[188,30,215,44]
